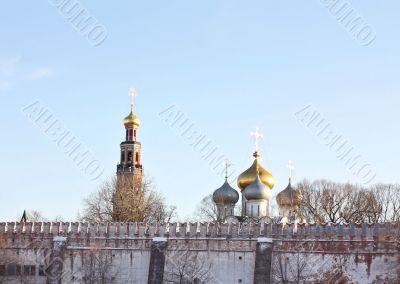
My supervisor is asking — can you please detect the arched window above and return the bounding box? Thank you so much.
[127,151,132,162]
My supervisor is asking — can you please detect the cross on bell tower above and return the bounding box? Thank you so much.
[129,87,136,112]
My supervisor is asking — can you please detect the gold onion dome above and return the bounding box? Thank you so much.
[123,110,140,128]
[237,151,275,191]
[276,180,303,208]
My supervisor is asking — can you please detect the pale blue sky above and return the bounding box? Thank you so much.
[1,1,399,221]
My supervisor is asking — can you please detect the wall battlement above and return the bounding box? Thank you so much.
[1,222,399,283]
[1,221,399,241]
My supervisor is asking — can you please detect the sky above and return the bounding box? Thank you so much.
[0,1,399,221]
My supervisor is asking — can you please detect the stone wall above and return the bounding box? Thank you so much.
[0,222,399,283]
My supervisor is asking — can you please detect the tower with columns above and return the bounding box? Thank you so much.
[112,88,144,222]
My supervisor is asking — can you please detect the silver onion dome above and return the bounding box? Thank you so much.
[243,175,271,201]
[213,181,240,205]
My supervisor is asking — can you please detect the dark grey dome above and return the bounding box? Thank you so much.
[243,175,270,200]
[213,181,239,204]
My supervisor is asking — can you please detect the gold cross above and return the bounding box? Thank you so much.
[287,160,294,181]
[224,159,231,180]
[129,87,137,111]
[250,126,263,152]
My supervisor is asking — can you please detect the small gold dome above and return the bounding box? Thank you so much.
[237,152,275,191]
[123,111,140,128]
[276,181,303,208]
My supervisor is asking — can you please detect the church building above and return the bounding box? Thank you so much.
[212,127,303,223]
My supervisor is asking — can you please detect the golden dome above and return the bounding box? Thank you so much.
[123,110,140,128]
[276,180,303,208]
[237,152,275,191]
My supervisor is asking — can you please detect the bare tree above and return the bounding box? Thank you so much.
[16,211,65,223]
[111,174,147,222]
[194,194,218,222]
[272,253,289,284]
[296,179,383,224]
[26,210,48,222]
[80,178,115,223]
[144,190,177,223]
[272,246,354,284]
[164,250,215,284]
[370,184,400,222]
[272,252,313,284]
[321,255,352,284]
[80,244,117,284]
[340,186,381,223]
[80,175,176,223]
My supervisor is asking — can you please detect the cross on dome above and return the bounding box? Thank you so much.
[224,159,231,181]
[250,126,263,152]
[287,160,294,181]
